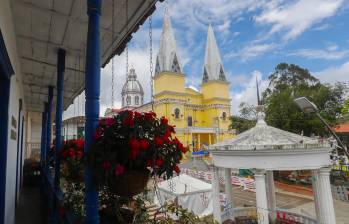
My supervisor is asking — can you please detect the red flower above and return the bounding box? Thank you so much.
[59,207,65,218]
[75,151,84,159]
[123,117,135,127]
[155,136,164,147]
[129,138,140,151]
[130,149,140,159]
[139,139,150,150]
[114,164,125,176]
[144,111,156,121]
[104,117,115,126]
[174,165,180,174]
[178,143,187,153]
[156,158,164,167]
[75,139,84,150]
[134,111,142,120]
[168,125,176,133]
[146,159,153,167]
[163,136,171,144]
[68,149,75,158]
[102,161,111,170]
[160,117,168,125]
[93,128,102,140]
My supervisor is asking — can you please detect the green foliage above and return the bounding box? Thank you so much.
[263,63,347,136]
[341,99,349,120]
[229,103,256,134]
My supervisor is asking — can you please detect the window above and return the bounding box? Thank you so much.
[174,108,180,119]
[135,96,139,105]
[222,112,227,121]
[188,116,193,126]
[171,54,181,73]
[126,96,131,105]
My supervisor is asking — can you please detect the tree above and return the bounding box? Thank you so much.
[230,103,256,134]
[263,63,347,136]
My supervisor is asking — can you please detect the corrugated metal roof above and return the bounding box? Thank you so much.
[11,0,159,112]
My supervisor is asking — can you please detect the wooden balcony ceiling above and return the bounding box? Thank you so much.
[12,0,159,112]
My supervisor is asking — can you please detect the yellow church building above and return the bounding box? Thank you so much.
[133,12,234,151]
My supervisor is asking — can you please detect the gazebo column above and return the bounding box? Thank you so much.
[266,170,276,223]
[254,169,269,224]
[312,169,322,223]
[316,167,336,224]
[212,166,222,223]
[224,168,235,221]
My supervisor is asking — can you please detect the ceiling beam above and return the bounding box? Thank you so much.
[16,0,117,35]
[20,56,85,73]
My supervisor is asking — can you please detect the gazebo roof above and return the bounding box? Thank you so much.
[209,112,332,170]
[210,114,329,151]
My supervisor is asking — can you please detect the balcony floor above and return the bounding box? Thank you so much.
[15,185,44,224]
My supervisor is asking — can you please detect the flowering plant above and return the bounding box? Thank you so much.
[88,110,187,192]
[59,139,85,182]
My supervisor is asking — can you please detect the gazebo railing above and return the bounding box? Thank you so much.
[275,209,318,224]
[213,142,330,151]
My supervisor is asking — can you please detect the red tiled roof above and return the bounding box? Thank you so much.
[333,123,349,133]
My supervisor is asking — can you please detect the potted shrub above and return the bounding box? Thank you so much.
[59,139,85,183]
[87,110,187,197]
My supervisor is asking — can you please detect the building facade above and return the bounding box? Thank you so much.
[134,12,234,151]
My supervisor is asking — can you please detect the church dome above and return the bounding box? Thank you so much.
[121,68,144,108]
[121,68,144,95]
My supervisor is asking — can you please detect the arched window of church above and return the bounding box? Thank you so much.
[135,96,139,105]
[171,54,180,73]
[155,57,161,75]
[174,108,180,119]
[222,112,227,121]
[188,116,193,127]
[126,96,131,105]
[219,65,226,81]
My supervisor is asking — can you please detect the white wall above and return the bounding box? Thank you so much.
[0,0,26,223]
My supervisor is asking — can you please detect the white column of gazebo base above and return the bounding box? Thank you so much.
[212,166,222,223]
[254,169,269,224]
[224,168,234,221]
[315,167,336,224]
[266,170,276,223]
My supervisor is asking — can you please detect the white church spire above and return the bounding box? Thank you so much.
[202,24,227,83]
[155,9,182,75]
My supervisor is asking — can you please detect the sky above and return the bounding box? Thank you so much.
[63,0,349,119]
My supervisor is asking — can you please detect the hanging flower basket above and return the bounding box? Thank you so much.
[108,170,150,197]
[87,110,187,197]
[59,139,85,183]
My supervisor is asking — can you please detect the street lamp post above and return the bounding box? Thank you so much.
[294,97,349,159]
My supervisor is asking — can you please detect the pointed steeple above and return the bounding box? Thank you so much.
[202,24,227,83]
[155,9,182,75]
[256,76,261,105]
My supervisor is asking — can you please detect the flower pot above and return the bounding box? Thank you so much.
[110,170,150,197]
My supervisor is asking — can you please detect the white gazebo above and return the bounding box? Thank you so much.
[209,111,336,224]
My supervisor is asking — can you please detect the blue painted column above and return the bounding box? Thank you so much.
[54,49,65,186]
[41,103,48,168]
[84,0,102,223]
[46,86,53,173]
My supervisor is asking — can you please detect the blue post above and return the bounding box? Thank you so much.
[46,86,53,173]
[84,0,102,223]
[41,103,48,169]
[55,49,65,186]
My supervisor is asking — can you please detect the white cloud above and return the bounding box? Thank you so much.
[227,43,277,61]
[314,61,349,84]
[288,48,348,60]
[231,70,268,115]
[254,0,343,40]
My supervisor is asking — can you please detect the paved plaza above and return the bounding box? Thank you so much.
[232,185,349,224]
